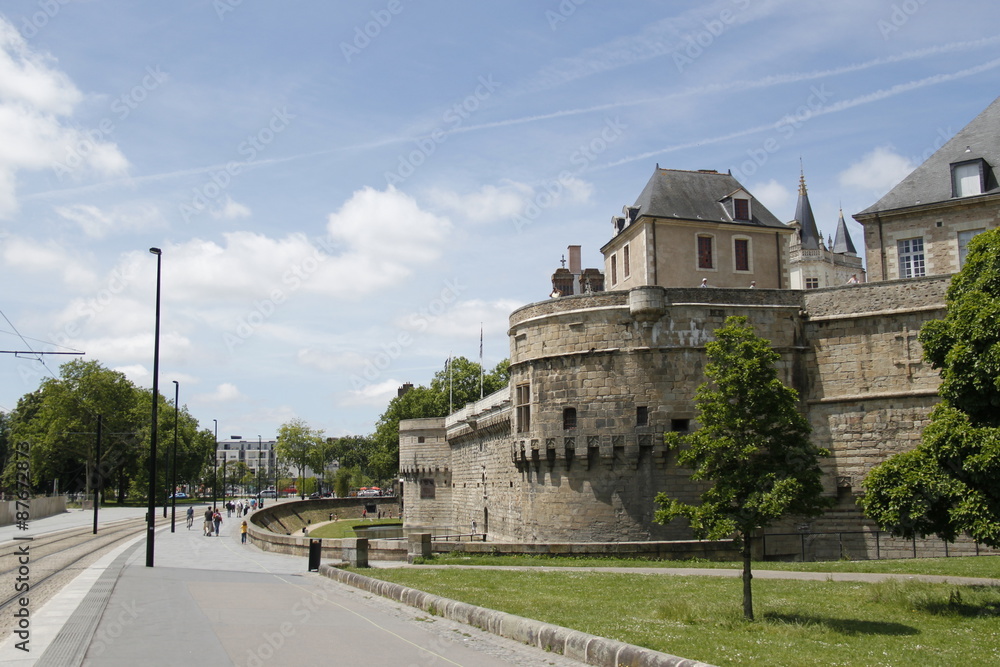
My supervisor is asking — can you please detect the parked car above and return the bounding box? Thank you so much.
[259,490,277,498]
[168,492,188,499]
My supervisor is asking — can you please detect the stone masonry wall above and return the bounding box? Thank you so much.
[403,278,970,549]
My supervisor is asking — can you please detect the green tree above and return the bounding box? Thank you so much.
[275,418,324,499]
[369,357,510,484]
[654,316,830,621]
[863,228,1000,548]
[3,360,144,500]
[430,356,510,412]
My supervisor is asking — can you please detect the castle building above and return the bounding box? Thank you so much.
[600,167,792,290]
[787,173,866,288]
[400,97,1000,551]
[854,96,1000,279]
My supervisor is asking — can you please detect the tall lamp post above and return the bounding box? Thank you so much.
[146,247,162,568]
[212,419,218,509]
[171,380,179,533]
[257,435,262,497]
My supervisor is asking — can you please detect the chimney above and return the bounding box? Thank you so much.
[397,382,413,398]
[568,245,581,275]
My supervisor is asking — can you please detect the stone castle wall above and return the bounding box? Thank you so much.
[402,278,964,549]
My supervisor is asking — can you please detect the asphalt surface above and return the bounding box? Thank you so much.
[0,505,583,667]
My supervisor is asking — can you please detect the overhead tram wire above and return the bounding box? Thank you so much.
[0,309,84,379]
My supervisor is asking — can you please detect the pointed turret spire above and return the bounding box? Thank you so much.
[794,166,821,250]
[832,208,858,255]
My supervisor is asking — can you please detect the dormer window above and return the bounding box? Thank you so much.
[733,198,750,221]
[951,159,986,197]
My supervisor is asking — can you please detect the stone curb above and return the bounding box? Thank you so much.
[319,564,715,667]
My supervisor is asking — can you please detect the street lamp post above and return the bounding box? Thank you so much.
[212,419,218,510]
[171,380,179,533]
[257,435,262,497]
[146,247,162,568]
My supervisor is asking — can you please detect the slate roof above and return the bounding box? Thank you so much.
[832,209,858,255]
[793,173,821,249]
[632,167,787,229]
[857,96,1000,216]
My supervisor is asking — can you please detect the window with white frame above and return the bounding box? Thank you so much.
[898,238,925,278]
[610,253,618,285]
[958,229,985,267]
[733,198,750,221]
[951,160,985,197]
[623,244,630,278]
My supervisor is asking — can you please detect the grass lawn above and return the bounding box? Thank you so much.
[423,553,1000,580]
[307,518,400,539]
[361,567,1000,666]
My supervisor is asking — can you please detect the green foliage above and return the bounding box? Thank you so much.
[275,418,324,498]
[865,229,1000,549]
[0,359,211,502]
[920,228,1000,426]
[370,357,510,482]
[655,317,830,544]
[654,316,830,620]
[429,356,509,412]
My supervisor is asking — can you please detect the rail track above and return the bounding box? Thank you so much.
[0,517,148,638]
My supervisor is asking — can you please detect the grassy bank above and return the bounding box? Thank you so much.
[361,566,1000,666]
[421,553,1000,579]
[307,518,400,539]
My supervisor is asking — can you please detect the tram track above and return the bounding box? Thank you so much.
[0,517,148,642]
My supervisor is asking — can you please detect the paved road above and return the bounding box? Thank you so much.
[0,506,583,666]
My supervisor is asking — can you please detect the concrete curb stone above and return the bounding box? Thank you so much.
[319,563,716,667]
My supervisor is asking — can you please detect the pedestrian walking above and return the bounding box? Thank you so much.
[241,520,248,544]
[203,506,213,536]
[213,508,222,536]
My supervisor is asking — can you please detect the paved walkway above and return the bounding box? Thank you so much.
[0,507,582,667]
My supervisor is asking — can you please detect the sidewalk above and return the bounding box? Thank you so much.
[1,506,585,667]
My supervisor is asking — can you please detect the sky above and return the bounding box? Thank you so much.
[1,1,999,441]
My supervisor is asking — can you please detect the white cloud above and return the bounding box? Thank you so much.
[396,298,522,340]
[325,185,452,269]
[55,202,164,238]
[425,181,534,223]
[297,348,371,373]
[749,178,792,217]
[0,234,97,287]
[0,18,129,218]
[343,378,403,406]
[196,382,245,403]
[838,146,915,194]
[210,196,252,220]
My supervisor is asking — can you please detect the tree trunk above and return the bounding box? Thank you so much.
[742,533,754,621]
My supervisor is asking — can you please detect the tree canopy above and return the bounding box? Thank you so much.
[275,418,325,499]
[370,357,510,481]
[863,228,1000,548]
[1,359,210,502]
[654,316,830,620]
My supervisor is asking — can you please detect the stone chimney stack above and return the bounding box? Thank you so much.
[568,245,581,275]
